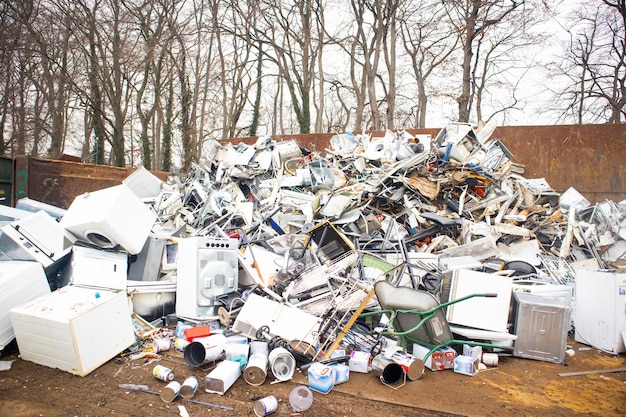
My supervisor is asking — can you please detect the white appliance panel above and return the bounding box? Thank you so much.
[0,210,75,267]
[176,236,239,320]
[67,246,128,291]
[0,262,51,348]
[445,269,513,333]
[575,270,626,354]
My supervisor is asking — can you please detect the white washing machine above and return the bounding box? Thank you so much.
[175,236,239,320]
[60,184,156,254]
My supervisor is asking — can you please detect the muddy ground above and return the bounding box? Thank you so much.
[0,337,624,417]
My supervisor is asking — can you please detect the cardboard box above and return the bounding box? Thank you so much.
[440,346,457,369]
[453,355,479,376]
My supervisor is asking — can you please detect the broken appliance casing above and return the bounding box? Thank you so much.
[434,123,483,164]
[512,292,571,364]
[60,184,156,255]
[0,210,75,277]
[232,292,320,346]
[0,261,51,349]
[443,269,513,333]
[176,236,239,320]
[127,278,176,323]
[128,235,167,281]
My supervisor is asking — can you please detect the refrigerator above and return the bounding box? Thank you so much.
[574,270,626,354]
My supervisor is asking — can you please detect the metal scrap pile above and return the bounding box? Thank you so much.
[3,122,624,393]
[159,122,624,280]
[143,122,625,364]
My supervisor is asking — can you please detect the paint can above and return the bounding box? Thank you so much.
[243,353,268,385]
[160,380,181,403]
[371,354,405,386]
[149,337,172,353]
[253,395,278,416]
[268,347,296,381]
[180,375,199,399]
[153,364,175,382]
[389,350,425,381]
[174,337,190,351]
[482,352,499,367]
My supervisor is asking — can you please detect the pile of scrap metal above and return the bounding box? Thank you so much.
[2,122,624,384]
[150,122,625,360]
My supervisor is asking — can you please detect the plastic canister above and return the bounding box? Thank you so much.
[289,385,313,412]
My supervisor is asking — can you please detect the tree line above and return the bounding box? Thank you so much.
[0,0,623,171]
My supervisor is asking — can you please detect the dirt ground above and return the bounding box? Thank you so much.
[0,337,625,417]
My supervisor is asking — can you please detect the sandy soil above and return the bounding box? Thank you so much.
[0,338,624,417]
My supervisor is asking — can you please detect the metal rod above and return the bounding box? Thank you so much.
[118,384,234,411]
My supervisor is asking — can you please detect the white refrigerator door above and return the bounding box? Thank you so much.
[575,270,626,354]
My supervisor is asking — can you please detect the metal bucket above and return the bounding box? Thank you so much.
[371,354,406,387]
[390,350,425,381]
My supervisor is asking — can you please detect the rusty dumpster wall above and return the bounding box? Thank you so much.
[492,125,626,204]
[6,125,624,209]
[14,156,169,209]
[226,125,625,204]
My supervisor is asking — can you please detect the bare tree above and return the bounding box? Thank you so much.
[400,1,458,128]
[250,0,323,134]
[556,1,626,123]
[128,0,170,169]
[443,0,523,123]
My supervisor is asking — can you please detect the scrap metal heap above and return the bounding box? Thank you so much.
[147,123,624,362]
[3,122,625,388]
